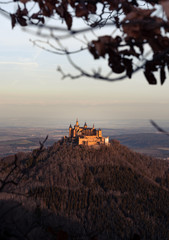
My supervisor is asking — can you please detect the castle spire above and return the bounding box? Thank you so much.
[76,118,79,126]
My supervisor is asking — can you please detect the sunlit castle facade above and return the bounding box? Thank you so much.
[68,119,109,146]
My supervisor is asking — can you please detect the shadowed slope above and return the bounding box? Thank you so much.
[0,140,168,239]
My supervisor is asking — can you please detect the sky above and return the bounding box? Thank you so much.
[0,3,169,128]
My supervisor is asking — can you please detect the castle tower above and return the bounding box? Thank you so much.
[84,122,87,129]
[98,129,102,137]
[74,118,80,136]
[73,129,76,137]
[75,118,79,126]
[96,129,102,137]
[69,124,72,137]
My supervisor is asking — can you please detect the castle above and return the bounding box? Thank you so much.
[68,119,109,146]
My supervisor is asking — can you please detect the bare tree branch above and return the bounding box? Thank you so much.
[0,0,169,84]
[150,120,169,137]
[0,155,19,191]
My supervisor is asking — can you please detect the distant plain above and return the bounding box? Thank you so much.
[1,122,169,158]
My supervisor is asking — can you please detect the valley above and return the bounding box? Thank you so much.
[1,127,169,159]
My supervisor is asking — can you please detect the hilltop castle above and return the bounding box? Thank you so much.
[68,119,109,146]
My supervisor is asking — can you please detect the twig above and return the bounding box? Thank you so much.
[150,120,169,137]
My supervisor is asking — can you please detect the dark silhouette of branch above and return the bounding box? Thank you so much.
[0,155,19,192]
[39,135,48,151]
[150,120,169,137]
[0,0,169,84]
[30,39,87,55]
[57,51,146,82]
[0,135,49,193]
[24,135,49,169]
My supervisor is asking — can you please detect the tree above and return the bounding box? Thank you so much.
[0,0,169,84]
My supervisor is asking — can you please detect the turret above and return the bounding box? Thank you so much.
[84,122,87,129]
[98,129,102,137]
[76,118,79,126]
[74,118,80,135]
[73,129,76,137]
[96,128,102,137]
[69,124,72,137]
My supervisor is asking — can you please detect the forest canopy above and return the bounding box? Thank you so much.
[0,0,169,84]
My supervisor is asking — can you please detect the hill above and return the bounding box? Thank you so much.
[0,139,169,240]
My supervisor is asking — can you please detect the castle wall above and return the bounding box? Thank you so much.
[78,136,106,146]
[104,137,109,145]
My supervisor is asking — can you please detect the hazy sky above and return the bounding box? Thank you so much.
[0,6,169,128]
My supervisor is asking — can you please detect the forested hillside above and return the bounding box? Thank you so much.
[0,140,168,239]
